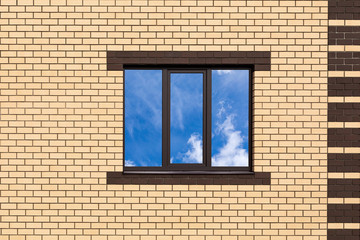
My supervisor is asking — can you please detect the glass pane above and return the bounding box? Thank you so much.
[124,70,162,167]
[211,70,249,167]
[170,73,203,164]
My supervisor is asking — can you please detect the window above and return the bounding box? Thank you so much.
[124,68,251,173]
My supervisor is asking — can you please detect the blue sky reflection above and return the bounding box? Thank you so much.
[170,73,203,164]
[211,70,249,166]
[124,70,162,167]
[125,69,249,167]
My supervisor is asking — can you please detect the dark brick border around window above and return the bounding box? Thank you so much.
[107,51,271,71]
[106,51,271,185]
[107,172,271,185]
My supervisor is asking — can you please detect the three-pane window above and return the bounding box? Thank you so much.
[124,68,251,173]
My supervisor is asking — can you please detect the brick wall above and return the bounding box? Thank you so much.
[0,0,355,239]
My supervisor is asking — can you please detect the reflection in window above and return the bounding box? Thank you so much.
[211,70,249,166]
[124,70,162,167]
[124,68,250,169]
[170,73,203,164]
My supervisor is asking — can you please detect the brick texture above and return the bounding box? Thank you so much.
[328,179,360,198]
[328,229,360,240]
[0,0,330,239]
[107,51,271,71]
[328,51,360,71]
[328,26,360,45]
[327,0,360,239]
[328,77,360,96]
[328,128,360,147]
[328,204,360,223]
[329,0,360,20]
[328,103,360,122]
[328,153,360,172]
[107,172,271,185]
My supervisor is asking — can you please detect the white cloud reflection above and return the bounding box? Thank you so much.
[179,111,248,166]
[125,159,136,167]
[211,70,249,167]
[181,133,203,163]
[212,114,248,166]
[215,70,233,75]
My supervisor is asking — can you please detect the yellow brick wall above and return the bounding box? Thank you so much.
[0,0,329,239]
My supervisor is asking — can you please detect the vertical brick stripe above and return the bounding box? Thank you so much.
[327,1,360,240]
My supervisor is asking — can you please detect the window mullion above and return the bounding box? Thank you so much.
[162,68,170,168]
[205,69,212,168]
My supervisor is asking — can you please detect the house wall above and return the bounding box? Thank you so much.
[0,0,358,239]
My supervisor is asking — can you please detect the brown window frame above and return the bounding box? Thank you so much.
[123,66,253,175]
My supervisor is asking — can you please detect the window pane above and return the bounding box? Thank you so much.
[211,70,249,167]
[170,73,203,164]
[124,70,162,167]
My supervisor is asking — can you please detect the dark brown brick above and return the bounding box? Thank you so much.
[157,57,175,64]
[230,52,247,58]
[328,103,360,122]
[328,77,360,96]
[328,179,360,198]
[205,58,223,64]
[262,177,271,185]
[254,58,270,64]
[328,204,360,223]
[237,58,252,64]
[124,58,141,64]
[328,128,360,147]
[328,153,360,172]
[213,51,231,58]
[163,52,183,58]
[149,51,165,58]
[329,0,360,20]
[328,51,360,71]
[197,52,214,58]
[140,57,156,64]
[175,58,190,64]
[107,64,123,71]
[107,51,116,58]
[132,52,150,58]
[328,229,360,240]
[254,65,271,71]
[147,178,166,184]
[189,57,206,64]
[222,58,238,64]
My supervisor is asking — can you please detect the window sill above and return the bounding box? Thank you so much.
[107,171,270,185]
